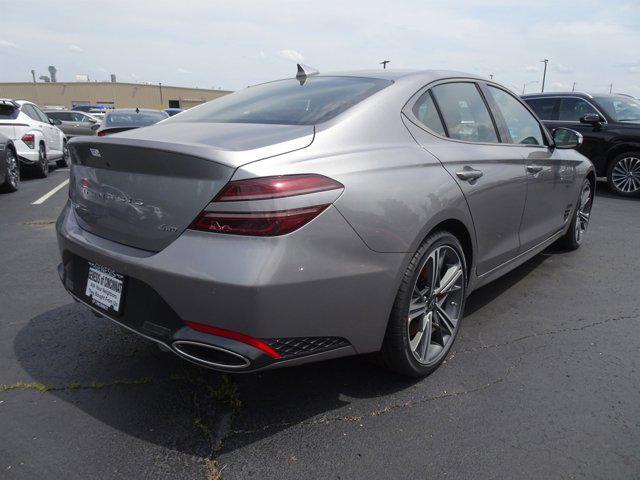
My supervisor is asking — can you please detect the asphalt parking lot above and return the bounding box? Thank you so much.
[1,171,639,480]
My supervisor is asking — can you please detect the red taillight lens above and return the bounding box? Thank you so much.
[189,174,343,237]
[215,174,343,201]
[21,133,35,149]
[189,205,329,236]
[185,321,281,359]
[96,131,106,137]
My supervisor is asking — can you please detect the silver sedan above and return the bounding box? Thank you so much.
[56,69,594,377]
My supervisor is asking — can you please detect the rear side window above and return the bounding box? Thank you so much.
[22,104,39,121]
[412,91,446,136]
[487,87,544,145]
[525,98,557,120]
[558,98,598,121]
[171,76,393,126]
[47,111,71,121]
[431,82,498,143]
[105,110,168,127]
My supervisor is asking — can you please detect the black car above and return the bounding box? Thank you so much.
[522,92,640,196]
[0,132,19,193]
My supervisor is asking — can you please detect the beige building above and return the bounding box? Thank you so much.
[0,82,231,110]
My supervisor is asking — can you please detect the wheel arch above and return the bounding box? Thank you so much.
[605,143,640,170]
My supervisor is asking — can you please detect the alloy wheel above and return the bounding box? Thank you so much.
[575,182,592,244]
[407,245,465,365]
[40,145,49,175]
[5,148,19,189]
[611,156,640,194]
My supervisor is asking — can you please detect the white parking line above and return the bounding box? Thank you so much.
[32,179,70,205]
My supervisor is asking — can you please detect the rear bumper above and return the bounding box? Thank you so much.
[56,201,405,372]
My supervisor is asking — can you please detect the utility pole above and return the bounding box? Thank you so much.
[572,82,576,92]
[380,60,390,69]
[609,83,613,94]
[30,70,36,83]
[159,82,163,107]
[540,59,549,92]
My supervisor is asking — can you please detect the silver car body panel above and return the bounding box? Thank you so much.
[57,69,594,371]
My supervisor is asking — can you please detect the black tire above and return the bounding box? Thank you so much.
[0,146,19,193]
[56,141,69,168]
[556,179,593,251]
[380,231,467,377]
[606,152,640,197]
[33,143,49,178]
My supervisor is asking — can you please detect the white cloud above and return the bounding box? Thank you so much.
[176,67,191,74]
[0,39,17,48]
[276,49,304,62]
[554,63,574,74]
[68,44,84,52]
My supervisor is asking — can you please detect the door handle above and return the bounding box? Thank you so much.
[455,168,484,182]
[526,165,544,174]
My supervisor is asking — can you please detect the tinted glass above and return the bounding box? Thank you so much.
[0,105,20,120]
[171,76,393,126]
[526,98,557,120]
[488,87,544,145]
[105,110,168,127]
[412,91,446,135]
[431,82,498,142]
[32,105,50,123]
[22,104,39,121]
[558,98,597,121]
[47,111,71,121]
[593,96,640,122]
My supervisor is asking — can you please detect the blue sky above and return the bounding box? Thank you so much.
[1,0,639,95]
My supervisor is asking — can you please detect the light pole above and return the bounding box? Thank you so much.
[540,59,549,92]
[522,80,539,94]
[380,60,390,69]
[158,82,163,107]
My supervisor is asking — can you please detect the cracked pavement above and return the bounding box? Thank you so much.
[1,172,639,479]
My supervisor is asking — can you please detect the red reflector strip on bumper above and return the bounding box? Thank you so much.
[185,321,281,359]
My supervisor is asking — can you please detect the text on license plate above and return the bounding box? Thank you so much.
[85,262,124,312]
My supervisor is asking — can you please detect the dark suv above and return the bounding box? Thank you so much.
[522,92,640,196]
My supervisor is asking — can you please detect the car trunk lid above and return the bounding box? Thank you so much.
[67,123,314,251]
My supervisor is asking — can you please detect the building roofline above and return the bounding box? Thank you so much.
[0,81,232,93]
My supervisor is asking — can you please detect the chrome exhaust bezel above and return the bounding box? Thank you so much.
[172,340,251,369]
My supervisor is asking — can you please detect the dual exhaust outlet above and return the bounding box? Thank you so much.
[171,340,251,370]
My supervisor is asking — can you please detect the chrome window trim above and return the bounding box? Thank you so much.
[404,78,551,148]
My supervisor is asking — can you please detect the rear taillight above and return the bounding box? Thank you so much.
[215,174,344,201]
[97,131,106,137]
[21,134,35,149]
[189,174,343,237]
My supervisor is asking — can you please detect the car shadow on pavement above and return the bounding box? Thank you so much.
[594,182,640,202]
[13,303,419,459]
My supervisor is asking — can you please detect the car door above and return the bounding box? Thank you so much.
[403,81,528,275]
[74,112,98,136]
[33,105,63,155]
[485,86,578,250]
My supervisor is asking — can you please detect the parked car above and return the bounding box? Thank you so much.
[0,132,19,192]
[94,108,169,136]
[72,105,104,113]
[0,99,68,177]
[88,109,105,121]
[523,92,640,196]
[164,108,184,117]
[57,70,594,377]
[45,109,99,138]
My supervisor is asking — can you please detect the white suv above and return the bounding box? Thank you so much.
[0,99,68,178]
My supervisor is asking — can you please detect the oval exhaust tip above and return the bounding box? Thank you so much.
[172,340,251,369]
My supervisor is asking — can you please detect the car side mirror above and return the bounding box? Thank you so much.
[552,127,583,149]
[91,124,100,131]
[50,118,62,126]
[580,113,603,125]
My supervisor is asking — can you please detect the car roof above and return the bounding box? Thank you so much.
[522,92,632,99]
[106,108,166,114]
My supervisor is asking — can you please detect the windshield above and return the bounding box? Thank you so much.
[170,76,393,126]
[105,110,168,127]
[594,96,640,122]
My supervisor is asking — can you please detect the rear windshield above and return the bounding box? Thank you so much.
[105,111,168,127]
[0,104,19,120]
[170,76,393,126]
